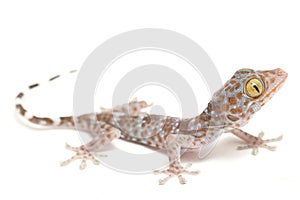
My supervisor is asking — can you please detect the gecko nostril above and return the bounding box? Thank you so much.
[277,68,287,77]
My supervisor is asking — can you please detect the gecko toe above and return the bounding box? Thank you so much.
[80,160,87,170]
[154,164,200,185]
[252,147,259,155]
[61,144,101,169]
[158,174,174,185]
[178,175,187,184]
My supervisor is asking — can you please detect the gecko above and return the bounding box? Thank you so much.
[15,68,288,184]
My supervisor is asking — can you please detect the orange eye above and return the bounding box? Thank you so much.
[244,78,264,98]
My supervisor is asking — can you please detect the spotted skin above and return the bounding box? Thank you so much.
[15,68,288,184]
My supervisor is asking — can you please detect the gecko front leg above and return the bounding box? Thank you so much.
[154,135,200,185]
[60,122,121,169]
[229,128,283,155]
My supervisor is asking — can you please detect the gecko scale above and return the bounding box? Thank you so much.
[15,68,288,184]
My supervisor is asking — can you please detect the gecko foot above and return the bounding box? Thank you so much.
[60,143,106,170]
[153,163,200,185]
[237,131,283,155]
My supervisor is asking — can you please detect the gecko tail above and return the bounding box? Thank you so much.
[15,70,78,127]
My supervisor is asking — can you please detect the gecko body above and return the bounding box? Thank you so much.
[15,68,288,184]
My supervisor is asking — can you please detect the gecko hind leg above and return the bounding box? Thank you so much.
[60,124,121,169]
[60,143,105,170]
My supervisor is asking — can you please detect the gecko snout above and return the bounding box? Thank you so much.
[277,68,288,78]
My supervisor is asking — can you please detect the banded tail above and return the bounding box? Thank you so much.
[15,70,77,127]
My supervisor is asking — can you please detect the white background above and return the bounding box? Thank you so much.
[1,1,300,200]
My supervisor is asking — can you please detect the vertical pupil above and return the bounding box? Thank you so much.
[251,83,260,93]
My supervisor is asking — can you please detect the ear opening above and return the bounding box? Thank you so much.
[226,114,239,122]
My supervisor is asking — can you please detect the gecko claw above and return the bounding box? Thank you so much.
[60,143,102,169]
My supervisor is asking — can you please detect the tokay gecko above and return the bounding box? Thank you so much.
[15,68,288,184]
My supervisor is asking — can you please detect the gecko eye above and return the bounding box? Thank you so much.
[244,78,264,98]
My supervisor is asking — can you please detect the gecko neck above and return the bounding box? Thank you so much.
[179,103,212,133]
[183,101,230,134]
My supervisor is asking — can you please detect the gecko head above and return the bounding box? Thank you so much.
[211,68,288,127]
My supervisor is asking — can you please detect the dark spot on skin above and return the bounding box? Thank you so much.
[16,92,24,98]
[60,116,74,126]
[16,104,26,116]
[235,83,241,90]
[236,92,243,99]
[229,97,236,105]
[223,104,229,111]
[29,116,54,125]
[49,75,60,81]
[29,83,39,89]
[136,138,142,143]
